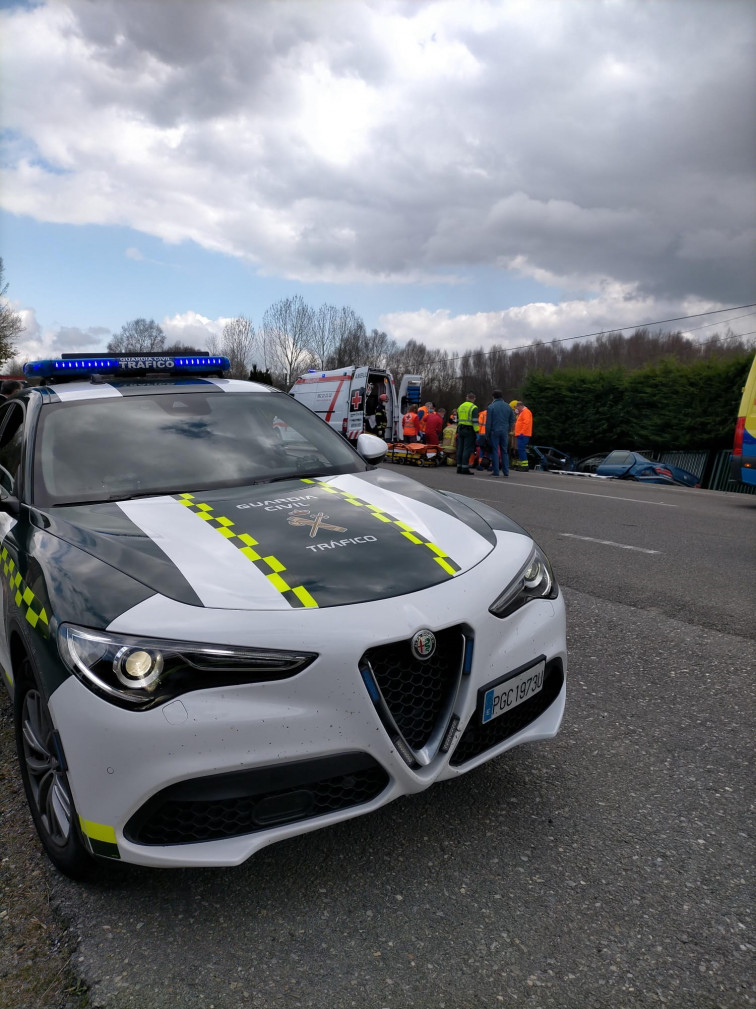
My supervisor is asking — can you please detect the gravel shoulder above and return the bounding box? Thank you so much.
[0,693,89,1009]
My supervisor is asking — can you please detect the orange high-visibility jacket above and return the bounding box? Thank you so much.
[477,410,487,436]
[403,412,419,438]
[515,406,533,437]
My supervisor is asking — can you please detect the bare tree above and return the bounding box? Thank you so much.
[327,306,367,368]
[310,303,340,370]
[107,318,166,354]
[0,258,24,366]
[261,296,315,386]
[216,316,257,379]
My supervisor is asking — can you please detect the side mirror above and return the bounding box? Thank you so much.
[356,432,389,464]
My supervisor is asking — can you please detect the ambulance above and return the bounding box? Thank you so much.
[290,366,422,442]
[731,353,756,488]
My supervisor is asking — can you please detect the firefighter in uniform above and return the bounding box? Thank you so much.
[441,412,457,464]
[455,393,479,474]
[375,394,388,441]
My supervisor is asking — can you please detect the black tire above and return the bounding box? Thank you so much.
[14,657,97,880]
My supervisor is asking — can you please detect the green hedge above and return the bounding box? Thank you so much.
[523,353,754,457]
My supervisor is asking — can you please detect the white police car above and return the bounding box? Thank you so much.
[0,353,566,877]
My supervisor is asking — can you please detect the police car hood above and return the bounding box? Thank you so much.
[44,470,523,611]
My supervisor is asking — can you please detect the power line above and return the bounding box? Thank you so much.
[680,310,756,334]
[443,302,756,365]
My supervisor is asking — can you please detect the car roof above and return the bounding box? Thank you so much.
[23,378,277,403]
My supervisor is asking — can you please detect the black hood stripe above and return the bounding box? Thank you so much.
[174,478,464,610]
[177,493,318,609]
[305,479,462,576]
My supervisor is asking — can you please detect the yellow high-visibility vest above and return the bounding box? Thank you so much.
[457,401,479,432]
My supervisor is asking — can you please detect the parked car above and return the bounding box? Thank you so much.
[2,352,567,878]
[576,450,700,487]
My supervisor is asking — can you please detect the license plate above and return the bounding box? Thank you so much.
[482,660,545,724]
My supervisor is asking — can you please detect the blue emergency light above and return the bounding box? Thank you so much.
[24,354,231,382]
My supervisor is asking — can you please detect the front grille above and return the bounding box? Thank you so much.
[450,659,564,766]
[362,626,465,750]
[125,753,389,846]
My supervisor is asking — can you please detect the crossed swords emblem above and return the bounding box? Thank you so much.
[287,509,347,538]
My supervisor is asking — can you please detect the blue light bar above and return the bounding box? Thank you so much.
[24,355,231,381]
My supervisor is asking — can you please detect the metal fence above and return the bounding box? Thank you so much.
[643,448,756,494]
[705,449,756,494]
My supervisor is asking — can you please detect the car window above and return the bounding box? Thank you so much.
[602,451,634,467]
[33,391,364,506]
[0,402,25,494]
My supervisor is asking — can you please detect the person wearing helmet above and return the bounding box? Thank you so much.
[375,392,389,440]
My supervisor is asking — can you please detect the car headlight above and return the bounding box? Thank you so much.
[58,624,317,710]
[488,545,558,618]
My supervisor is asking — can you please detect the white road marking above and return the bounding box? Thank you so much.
[479,483,678,506]
[559,533,661,554]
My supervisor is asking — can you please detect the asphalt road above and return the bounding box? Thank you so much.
[22,472,756,1007]
[409,466,755,640]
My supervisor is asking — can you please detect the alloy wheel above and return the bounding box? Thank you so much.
[20,689,73,848]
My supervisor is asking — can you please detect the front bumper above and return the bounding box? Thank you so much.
[48,533,567,867]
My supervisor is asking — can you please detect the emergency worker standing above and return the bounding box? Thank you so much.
[514,401,533,469]
[455,392,479,474]
[486,390,515,477]
[417,402,433,442]
[402,404,420,442]
[475,408,488,470]
[375,393,388,440]
[424,405,443,446]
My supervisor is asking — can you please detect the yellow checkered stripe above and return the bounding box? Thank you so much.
[176,493,318,609]
[1,546,50,633]
[303,480,462,577]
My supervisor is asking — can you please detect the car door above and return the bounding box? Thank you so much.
[346,366,369,441]
[0,400,27,687]
[596,450,635,477]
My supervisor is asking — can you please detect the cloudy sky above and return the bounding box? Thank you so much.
[1,0,755,363]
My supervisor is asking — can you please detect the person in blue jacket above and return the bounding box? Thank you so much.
[485,389,516,477]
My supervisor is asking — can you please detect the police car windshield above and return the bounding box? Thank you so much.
[33,390,363,507]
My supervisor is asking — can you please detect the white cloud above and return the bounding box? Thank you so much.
[161,310,229,347]
[379,287,746,356]
[1,0,754,308]
[6,305,232,362]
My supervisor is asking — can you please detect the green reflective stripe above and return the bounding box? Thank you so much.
[313,482,462,576]
[79,818,120,860]
[1,546,49,635]
[176,493,319,609]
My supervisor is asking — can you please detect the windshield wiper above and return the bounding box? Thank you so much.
[52,489,176,507]
[256,471,325,485]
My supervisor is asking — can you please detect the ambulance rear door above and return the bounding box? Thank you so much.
[346,366,370,440]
